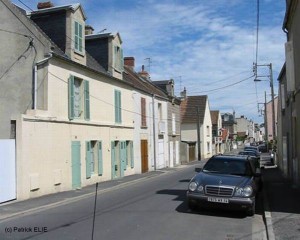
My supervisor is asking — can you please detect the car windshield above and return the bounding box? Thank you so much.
[203,158,252,176]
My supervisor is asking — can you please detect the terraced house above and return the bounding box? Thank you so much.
[0,0,183,203]
[0,0,135,202]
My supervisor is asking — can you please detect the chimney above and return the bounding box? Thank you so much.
[85,25,94,35]
[124,57,135,71]
[37,1,54,9]
[180,87,187,99]
[138,65,150,80]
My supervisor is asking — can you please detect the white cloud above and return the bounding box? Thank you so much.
[16,0,285,123]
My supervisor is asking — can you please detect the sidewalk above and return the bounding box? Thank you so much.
[0,160,202,222]
[262,166,300,240]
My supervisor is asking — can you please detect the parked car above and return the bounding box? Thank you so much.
[187,155,262,216]
[238,151,260,168]
[244,146,260,154]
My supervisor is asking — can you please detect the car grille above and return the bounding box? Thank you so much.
[205,185,234,197]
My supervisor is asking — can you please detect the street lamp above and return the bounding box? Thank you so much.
[253,63,276,143]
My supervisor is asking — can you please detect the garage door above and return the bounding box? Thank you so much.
[0,140,16,203]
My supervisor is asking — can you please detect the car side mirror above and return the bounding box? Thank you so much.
[195,167,202,173]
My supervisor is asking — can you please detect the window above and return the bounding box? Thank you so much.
[86,141,103,178]
[68,75,90,120]
[74,21,83,53]
[172,113,176,135]
[114,90,122,123]
[141,97,147,127]
[114,45,124,72]
[206,126,210,136]
[207,142,210,153]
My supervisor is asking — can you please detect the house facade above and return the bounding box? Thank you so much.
[221,112,237,140]
[210,110,224,154]
[123,58,170,172]
[0,1,136,202]
[236,115,255,141]
[181,95,212,160]
[152,79,181,167]
[277,0,300,185]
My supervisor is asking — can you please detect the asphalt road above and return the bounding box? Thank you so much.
[0,164,266,240]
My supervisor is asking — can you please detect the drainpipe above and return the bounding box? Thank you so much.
[33,53,52,109]
[152,94,157,170]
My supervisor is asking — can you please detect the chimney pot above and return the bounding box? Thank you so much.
[85,25,94,35]
[37,1,54,9]
[124,57,135,70]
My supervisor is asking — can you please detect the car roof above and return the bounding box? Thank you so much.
[211,154,250,162]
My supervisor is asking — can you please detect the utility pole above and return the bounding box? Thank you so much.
[265,91,269,152]
[196,107,201,160]
[269,63,276,141]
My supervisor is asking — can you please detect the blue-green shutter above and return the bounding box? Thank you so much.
[79,23,83,52]
[86,141,92,178]
[121,141,126,171]
[130,141,134,168]
[98,141,103,176]
[68,75,75,120]
[84,81,90,120]
[111,141,116,179]
[115,90,121,123]
[120,48,124,71]
[71,141,81,189]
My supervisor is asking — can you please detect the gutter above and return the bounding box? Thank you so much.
[33,53,52,109]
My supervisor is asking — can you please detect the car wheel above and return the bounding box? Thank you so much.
[188,200,197,211]
[247,199,256,216]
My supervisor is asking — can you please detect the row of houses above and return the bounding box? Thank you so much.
[1,0,231,203]
[277,0,300,186]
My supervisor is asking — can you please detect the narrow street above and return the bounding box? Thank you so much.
[0,163,266,240]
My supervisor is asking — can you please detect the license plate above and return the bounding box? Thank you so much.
[207,197,229,203]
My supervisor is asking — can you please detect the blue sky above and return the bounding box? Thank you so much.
[14,0,286,123]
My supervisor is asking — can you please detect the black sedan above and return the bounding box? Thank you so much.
[187,155,262,216]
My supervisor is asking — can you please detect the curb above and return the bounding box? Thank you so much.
[262,176,275,240]
[0,163,198,222]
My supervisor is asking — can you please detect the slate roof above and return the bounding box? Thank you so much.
[123,66,168,99]
[181,95,208,124]
[27,3,106,74]
[29,3,87,20]
[210,110,220,125]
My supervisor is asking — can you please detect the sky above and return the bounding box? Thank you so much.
[14,0,287,124]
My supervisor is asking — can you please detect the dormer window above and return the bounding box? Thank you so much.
[74,20,83,53]
[114,45,124,72]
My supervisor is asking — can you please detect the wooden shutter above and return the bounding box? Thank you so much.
[98,141,103,176]
[68,75,75,120]
[85,141,92,178]
[84,80,90,120]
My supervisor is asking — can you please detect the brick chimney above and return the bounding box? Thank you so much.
[37,1,54,9]
[138,65,150,80]
[124,57,135,71]
[85,25,94,35]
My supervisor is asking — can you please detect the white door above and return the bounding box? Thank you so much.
[0,140,16,203]
[175,141,180,165]
[169,142,174,168]
[157,139,165,169]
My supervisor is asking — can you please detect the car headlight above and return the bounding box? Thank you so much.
[234,186,253,197]
[197,185,204,193]
[189,182,198,192]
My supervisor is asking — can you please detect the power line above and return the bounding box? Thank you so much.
[17,0,34,11]
[189,75,254,94]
